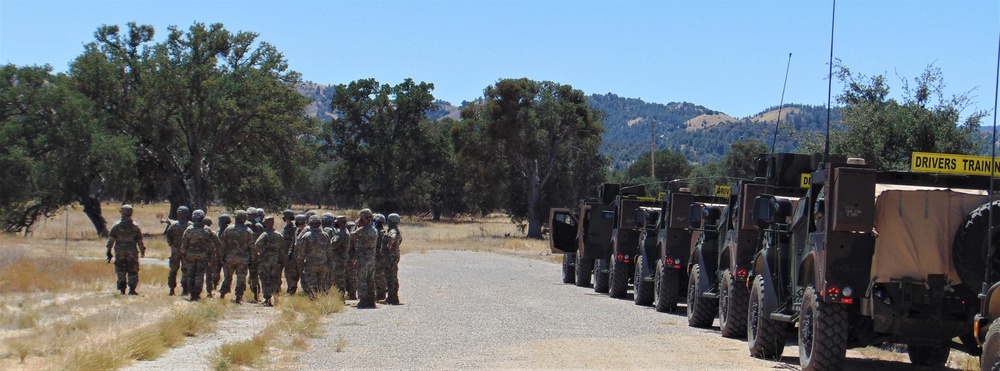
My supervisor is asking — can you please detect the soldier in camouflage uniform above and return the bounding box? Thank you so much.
[220,210,254,304]
[210,214,231,295]
[329,215,350,298]
[382,213,403,305]
[298,215,331,299]
[107,205,146,295]
[246,208,265,303]
[255,215,284,306]
[279,209,295,294]
[372,214,388,301]
[285,214,307,294]
[163,206,191,296]
[345,220,358,300]
[320,213,336,292]
[352,209,379,308]
[179,209,220,301]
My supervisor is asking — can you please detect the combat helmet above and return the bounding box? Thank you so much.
[294,214,307,226]
[321,213,335,227]
[120,204,133,217]
[218,214,232,225]
[177,206,190,216]
[282,209,295,221]
[192,209,206,221]
[388,213,401,224]
[374,213,386,224]
[234,210,248,223]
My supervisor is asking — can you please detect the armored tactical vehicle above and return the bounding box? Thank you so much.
[606,186,660,299]
[686,153,809,337]
[749,154,995,370]
[549,184,619,289]
[633,188,726,312]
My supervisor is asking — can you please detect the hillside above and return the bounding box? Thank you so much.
[295,82,835,168]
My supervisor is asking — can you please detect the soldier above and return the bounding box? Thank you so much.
[220,210,254,304]
[345,220,358,300]
[279,209,296,294]
[107,205,146,295]
[298,216,331,299]
[352,209,379,308]
[285,214,307,294]
[373,213,388,301]
[246,207,264,303]
[329,215,350,299]
[202,217,216,297]
[255,215,284,306]
[178,210,220,301]
[382,213,403,305]
[163,206,191,296]
[320,213,336,292]
[210,214,232,294]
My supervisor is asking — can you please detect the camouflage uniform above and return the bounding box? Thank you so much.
[298,216,330,299]
[278,209,295,294]
[373,214,388,301]
[329,216,350,298]
[164,206,190,296]
[382,214,403,304]
[256,216,284,306]
[320,213,336,292]
[345,220,358,300]
[106,205,146,295]
[210,215,232,294]
[285,214,307,294]
[246,208,265,302]
[352,209,379,308]
[179,210,220,301]
[220,211,254,303]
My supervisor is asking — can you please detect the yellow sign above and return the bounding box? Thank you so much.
[911,152,1000,176]
[658,192,667,200]
[714,185,731,198]
[800,173,812,188]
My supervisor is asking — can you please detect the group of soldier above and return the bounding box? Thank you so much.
[105,204,403,309]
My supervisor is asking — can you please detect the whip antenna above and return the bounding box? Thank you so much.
[823,0,836,163]
[985,18,1000,297]
[769,53,793,159]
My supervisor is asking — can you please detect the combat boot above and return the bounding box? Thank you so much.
[234,295,242,304]
[169,287,175,296]
[263,297,273,307]
[118,282,127,295]
[189,293,200,302]
[128,288,138,296]
[386,294,400,305]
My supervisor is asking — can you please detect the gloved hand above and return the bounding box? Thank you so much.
[106,251,113,263]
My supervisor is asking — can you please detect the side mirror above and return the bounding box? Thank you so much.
[688,204,704,229]
[754,195,774,230]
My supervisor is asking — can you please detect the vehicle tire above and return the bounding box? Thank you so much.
[575,253,593,287]
[799,286,848,371]
[594,259,610,294]
[982,318,1000,371]
[719,269,750,338]
[906,344,949,367]
[634,255,654,306]
[609,256,629,299]
[655,260,679,313]
[562,254,576,284]
[687,264,717,328]
[954,201,1000,296]
[748,275,786,359]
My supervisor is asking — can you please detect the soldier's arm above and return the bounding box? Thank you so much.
[106,226,116,259]
[179,230,188,259]
[137,226,146,257]
[218,231,228,260]
[211,232,222,264]
[253,233,265,257]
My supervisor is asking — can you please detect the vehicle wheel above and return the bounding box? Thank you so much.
[609,257,629,299]
[634,255,654,306]
[687,264,717,328]
[562,254,576,284]
[594,259,610,294]
[906,344,949,367]
[799,286,847,371]
[748,275,786,359]
[575,253,593,287]
[719,269,750,338]
[655,260,679,313]
[982,318,1000,371]
[953,201,1000,296]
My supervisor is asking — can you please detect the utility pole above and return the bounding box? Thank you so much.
[650,119,656,180]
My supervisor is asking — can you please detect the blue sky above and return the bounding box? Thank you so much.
[1,0,998,121]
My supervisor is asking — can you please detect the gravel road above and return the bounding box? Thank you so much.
[298,250,961,370]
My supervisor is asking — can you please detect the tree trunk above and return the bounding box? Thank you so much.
[526,161,544,240]
[167,175,193,221]
[79,196,108,237]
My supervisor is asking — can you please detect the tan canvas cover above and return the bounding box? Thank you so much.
[871,189,988,284]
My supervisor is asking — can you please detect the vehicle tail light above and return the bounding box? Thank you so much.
[736,268,747,279]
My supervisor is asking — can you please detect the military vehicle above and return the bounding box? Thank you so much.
[748,153,996,369]
[686,153,809,337]
[549,184,619,290]
[972,200,1000,371]
[633,188,726,312]
[606,185,660,299]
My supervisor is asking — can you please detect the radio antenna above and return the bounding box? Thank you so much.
[823,0,836,164]
[769,53,793,160]
[984,17,1000,298]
